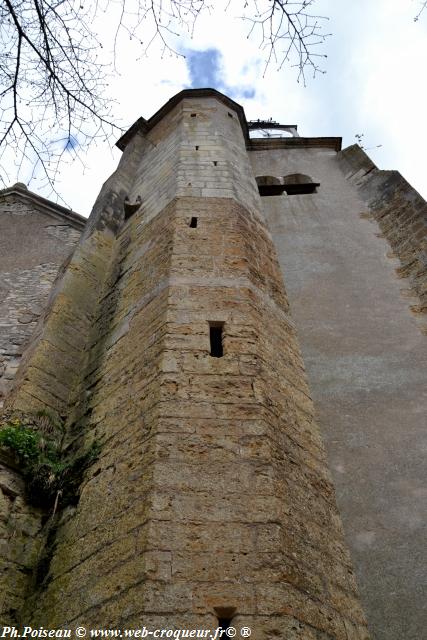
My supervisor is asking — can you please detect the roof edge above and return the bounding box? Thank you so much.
[116,88,249,151]
[0,183,86,228]
[116,116,148,152]
[248,137,342,152]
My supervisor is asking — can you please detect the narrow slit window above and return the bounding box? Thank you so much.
[214,607,236,633]
[191,113,197,117]
[190,217,198,228]
[218,618,232,631]
[195,145,199,150]
[209,323,224,358]
[255,176,285,197]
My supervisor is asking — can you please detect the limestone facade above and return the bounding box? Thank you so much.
[0,89,425,639]
[0,184,85,407]
[0,184,84,625]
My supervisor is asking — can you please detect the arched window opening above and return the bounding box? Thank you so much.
[214,607,236,633]
[256,176,286,197]
[123,195,142,220]
[282,173,320,195]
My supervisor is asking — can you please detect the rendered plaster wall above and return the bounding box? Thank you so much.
[0,194,82,408]
[5,95,369,638]
[249,143,427,640]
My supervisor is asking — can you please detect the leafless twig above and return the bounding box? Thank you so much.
[414,0,427,21]
[239,0,330,82]
[0,0,118,199]
[0,0,329,196]
[355,133,382,152]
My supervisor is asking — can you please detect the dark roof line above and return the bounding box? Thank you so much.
[116,88,249,150]
[116,87,342,152]
[249,137,342,152]
[0,182,86,228]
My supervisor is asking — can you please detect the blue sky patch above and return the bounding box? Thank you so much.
[184,48,256,102]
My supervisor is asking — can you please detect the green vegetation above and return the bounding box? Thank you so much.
[0,410,100,509]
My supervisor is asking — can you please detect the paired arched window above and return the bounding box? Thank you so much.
[256,173,319,196]
[282,173,319,195]
[256,176,286,196]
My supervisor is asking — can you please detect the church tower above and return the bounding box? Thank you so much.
[1,88,384,638]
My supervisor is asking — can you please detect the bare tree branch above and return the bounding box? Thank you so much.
[239,0,330,82]
[0,0,329,195]
[414,0,427,21]
[0,0,118,199]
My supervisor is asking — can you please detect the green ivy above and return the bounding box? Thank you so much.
[0,411,100,510]
[0,423,40,462]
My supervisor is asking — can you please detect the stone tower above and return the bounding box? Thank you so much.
[1,89,425,639]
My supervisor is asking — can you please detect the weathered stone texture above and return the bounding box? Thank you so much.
[0,189,84,408]
[0,453,45,625]
[338,145,427,330]
[0,189,84,624]
[130,98,261,225]
[15,196,367,638]
[1,91,370,638]
[4,131,145,419]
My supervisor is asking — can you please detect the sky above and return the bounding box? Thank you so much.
[4,0,427,214]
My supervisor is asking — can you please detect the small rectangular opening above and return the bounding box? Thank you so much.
[218,618,232,631]
[190,217,198,228]
[191,113,197,117]
[209,323,224,358]
[213,161,218,166]
[228,112,233,118]
[195,145,199,150]
[283,183,319,195]
[258,184,286,197]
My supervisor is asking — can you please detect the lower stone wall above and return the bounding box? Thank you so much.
[2,192,370,638]
[16,200,177,628]
[0,454,44,626]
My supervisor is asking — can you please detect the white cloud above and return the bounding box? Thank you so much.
[4,0,427,210]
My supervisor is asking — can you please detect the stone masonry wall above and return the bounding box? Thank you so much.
[0,191,84,625]
[337,145,427,333]
[20,200,176,627]
[129,98,261,225]
[0,193,83,407]
[5,131,144,418]
[17,195,369,638]
[147,197,368,638]
[3,93,370,638]
[0,452,45,626]
[1,136,144,623]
